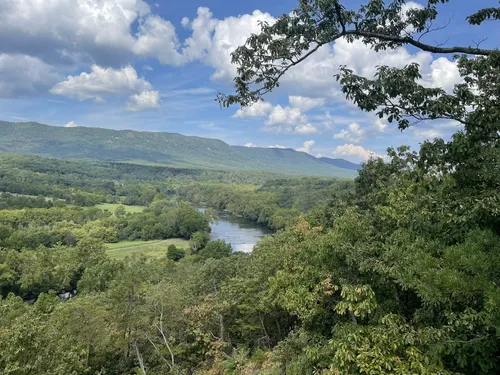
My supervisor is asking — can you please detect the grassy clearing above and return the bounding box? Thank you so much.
[105,239,190,259]
[96,203,146,214]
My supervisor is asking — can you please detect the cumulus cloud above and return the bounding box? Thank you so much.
[125,90,161,112]
[65,121,78,128]
[0,53,60,98]
[425,57,462,93]
[333,122,365,143]
[50,65,153,101]
[133,15,183,65]
[244,142,256,147]
[333,144,386,162]
[269,145,286,149]
[373,119,389,133]
[289,96,325,112]
[294,124,319,135]
[0,4,464,101]
[233,101,273,118]
[297,140,315,154]
[257,104,326,135]
[181,8,276,80]
[280,35,462,101]
[262,105,311,134]
[267,106,306,126]
[165,6,462,109]
[0,0,152,66]
[333,117,391,143]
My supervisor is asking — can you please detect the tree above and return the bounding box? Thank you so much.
[167,244,186,262]
[217,2,499,208]
[218,0,497,108]
[190,231,210,254]
[215,1,500,374]
[114,205,126,218]
[199,240,232,260]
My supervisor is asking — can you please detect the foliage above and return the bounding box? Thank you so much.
[0,0,499,373]
[200,240,233,260]
[167,244,186,262]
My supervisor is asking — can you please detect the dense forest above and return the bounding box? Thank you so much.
[1,0,499,374]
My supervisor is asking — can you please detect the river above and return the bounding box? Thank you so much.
[203,210,272,253]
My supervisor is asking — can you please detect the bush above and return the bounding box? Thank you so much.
[167,245,185,262]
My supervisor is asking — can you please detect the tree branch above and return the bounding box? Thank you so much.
[347,30,495,56]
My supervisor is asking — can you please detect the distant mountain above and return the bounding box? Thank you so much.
[0,121,357,178]
[318,157,361,171]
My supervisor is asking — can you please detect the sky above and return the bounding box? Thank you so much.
[0,0,498,162]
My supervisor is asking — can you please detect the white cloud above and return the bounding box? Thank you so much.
[279,35,460,100]
[262,105,311,134]
[333,144,386,162]
[181,8,217,62]
[413,129,444,140]
[143,65,153,71]
[289,96,325,112]
[333,117,391,143]
[94,96,106,104]
[425,57,462,93]
[181,17,190,28]
[297,140,315,154]
[133,15,183,65]
[267,106,305,126]
[244,142,256,147]
[400,1,425,34]
[65,121,78,128]
[0,53,60,98]
[0,0,152,66]
[294,123,319,135]
[373,119,389,133]
[333,122,365,143]
[182,8,276,80]
[0,4,464,100]
[269,145,286,149]
[125,90,161,112]
[50,65,153,101]
[233,101,273,118]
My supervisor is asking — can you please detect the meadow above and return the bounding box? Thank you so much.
[105,239,190,259]
[95,203,146,213]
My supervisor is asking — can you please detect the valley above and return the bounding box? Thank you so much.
[0,0,498,373]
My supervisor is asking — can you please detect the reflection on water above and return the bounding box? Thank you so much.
[201,209,272,253]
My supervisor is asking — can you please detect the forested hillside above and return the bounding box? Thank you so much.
[0,121,357,177]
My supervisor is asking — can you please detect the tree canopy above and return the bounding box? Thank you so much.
[0,1,499,374]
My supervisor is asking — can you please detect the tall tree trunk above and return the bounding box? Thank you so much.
[134,340,147,375]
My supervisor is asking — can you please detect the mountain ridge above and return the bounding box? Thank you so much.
[0,121,359,177]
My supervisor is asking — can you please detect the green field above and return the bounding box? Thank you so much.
[96,203,146,213]
[105,239,190,259]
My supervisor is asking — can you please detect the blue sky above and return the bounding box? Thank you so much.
[0,0,497,162]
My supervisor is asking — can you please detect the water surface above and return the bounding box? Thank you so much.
[204,210,272,253]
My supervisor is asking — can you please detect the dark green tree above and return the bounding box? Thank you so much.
[167,244,186,262]
[114,205,126,218]
[199,240,233,260]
